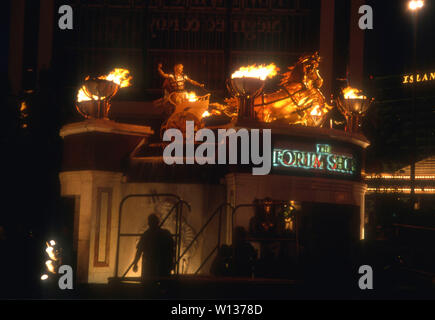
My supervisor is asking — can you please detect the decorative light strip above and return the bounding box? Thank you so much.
[367,188,435,194]
[365,175,435,179]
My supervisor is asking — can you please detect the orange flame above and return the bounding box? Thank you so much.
[342,86,366,100]
[20,102,27,112]
[45,242,57,261]
[77,68,132,102]
[77,85,101,103]
[45,260,55,274]
[310,105,322,116]
[186,92,198,102]
[231,63,279,80]
[202,111,211,118]
[98,68,132,88]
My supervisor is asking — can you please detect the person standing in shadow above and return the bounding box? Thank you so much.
[232,226,257,277]
[133,214,175,283]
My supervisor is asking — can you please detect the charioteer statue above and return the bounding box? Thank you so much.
[158,63,205,96]
[157,63,211,134]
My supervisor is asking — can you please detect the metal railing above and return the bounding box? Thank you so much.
[174,202,234,275]
[114,193,191,279]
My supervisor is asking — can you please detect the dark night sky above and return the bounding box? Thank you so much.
[362,0,435,171]
[365,0,435,75]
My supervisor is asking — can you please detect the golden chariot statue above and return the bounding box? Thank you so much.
[156,63,211,135]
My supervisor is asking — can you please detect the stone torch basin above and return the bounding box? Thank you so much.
[83,78,120,100]
[75,100,99,119]
[339,98,372,115]
[229,77,265,97]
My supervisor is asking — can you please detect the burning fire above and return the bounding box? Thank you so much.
[20,101,27,113]
[45,260,55,274]
[202,111,211,118]
[342,86,366,100]
[98,68,132,88]
[41,239,62,280]
[310,105,322,116]
[231,63,279,81]
[185,92,198,102]
[77,81,98,103]
[46,245,56,261]
[77,68,132,102]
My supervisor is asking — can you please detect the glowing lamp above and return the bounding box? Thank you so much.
[227,63,278,121]
[409,0,424,10]
[76,79,119,119]
[75,68,132,120]
[227,77,264,120]
[337,87,373,133]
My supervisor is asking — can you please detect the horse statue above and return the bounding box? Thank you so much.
[224,52,333,126]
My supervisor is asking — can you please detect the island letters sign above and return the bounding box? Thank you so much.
[402,71,435,84]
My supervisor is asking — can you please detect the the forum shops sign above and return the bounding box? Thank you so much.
[273,144,357,176]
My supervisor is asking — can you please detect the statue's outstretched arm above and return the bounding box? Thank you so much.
[157,63,169,78]
[187,77,205,88]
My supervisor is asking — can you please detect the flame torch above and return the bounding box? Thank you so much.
[227,63,278,121]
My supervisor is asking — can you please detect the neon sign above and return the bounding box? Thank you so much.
[403,72,435,84]
[273,144,356,175]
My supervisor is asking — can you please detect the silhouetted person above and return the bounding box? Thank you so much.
[210,227,257,278]
[210,244,233,277]
[132,214,174,282]
[232,227,257,277]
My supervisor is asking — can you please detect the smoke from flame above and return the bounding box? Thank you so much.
[231,63,279,81]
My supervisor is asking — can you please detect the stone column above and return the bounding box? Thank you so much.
[8,0,25,95]
[59,171,123,284]
[319,0,335,100]
[349,0,366,88]
[59,120,153,283]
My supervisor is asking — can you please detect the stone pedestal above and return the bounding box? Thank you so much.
[59,170,123,283]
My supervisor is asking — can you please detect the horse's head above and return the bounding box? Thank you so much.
[280,52,322,87]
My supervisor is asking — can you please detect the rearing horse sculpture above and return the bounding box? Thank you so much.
[225,52,333,126]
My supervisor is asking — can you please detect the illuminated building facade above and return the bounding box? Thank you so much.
[6,0,371,285]
[366,157,435,206]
